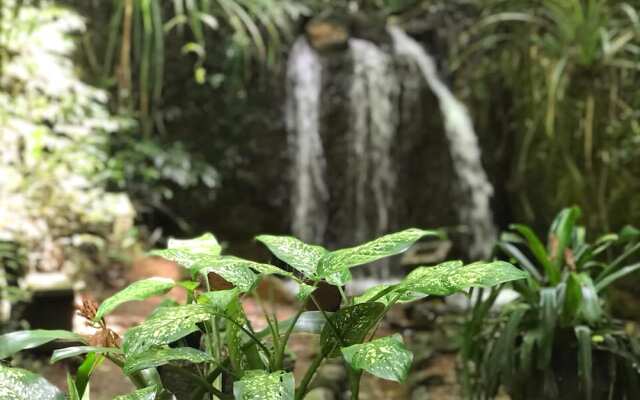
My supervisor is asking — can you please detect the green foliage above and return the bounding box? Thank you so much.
[113,385,159,400]
[0,229,525,399]
[0,0,137,284]
[0,364,65,400]
[462,207,640,399]
[233,370,295,400]
[0,330,85,359]
[341,334,413,383]
[95,277,176,321]
[456,0,640,234]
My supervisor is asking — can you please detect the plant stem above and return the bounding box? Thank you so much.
[348,367,362,400]
[295,348,328,400]
[338,286,350,306]
[204,277,221,365]
[275,306,305,370]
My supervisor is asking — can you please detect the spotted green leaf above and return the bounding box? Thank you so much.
[168,233,221,255]
[123,304,211,355]
[233,370,294,400]
[191,256,261,292]
[124,347,214,375]
[295,282,316,302]
[256,235,327,278]
[320,302,385,356]
[402,260,528,296]
[113,385,158,400]
[197,288,240,313]
[353,284,426,306]
[150,233,222,268]
[0,330,84,359]
[0,364,65,400]
[341,334,413,382]
[95,277,175,321]
[317,228,441,285]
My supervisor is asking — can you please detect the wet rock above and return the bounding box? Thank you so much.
[411,385,431,400]
[305,17,349,51]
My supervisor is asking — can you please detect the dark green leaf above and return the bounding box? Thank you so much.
[595,262,640,292]
[576,273,602,323]
[539,288,557,369]
[233,370,294,400]
[341,334,413,382]
[550,206,581,271]
[256,235,327,279]
[575,326,593,400]
[320,303,385,356]
[95,277,176,321]
[124,347,213,375]
[318,228,441,285]
[0,364,65,400]
[561,273,582,323]
[0,330,84,359]
[123,304,211,355]
[510,224,558,283]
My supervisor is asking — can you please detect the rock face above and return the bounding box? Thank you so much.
[287,19,496,285]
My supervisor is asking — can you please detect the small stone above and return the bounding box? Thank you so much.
[304,387,336,400]
[411,386,431,400]
[305,18,349,51]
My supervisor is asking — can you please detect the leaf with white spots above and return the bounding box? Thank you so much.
[113,385,158,400]
[341,334,413,383]
[317,228,441,285]
[124,347,214,375]
[320,302,385,356]
[402,260,528,296]
[0,364,65,400]
[123,304,211,355]
[150,233,222,268]
[256,235,327,279]
[353,284,426,306]
[197,288,240,313]
[233,370,294,400]
[295,283,316,302]
[191,256,261,292]
[95,277,175,321]
[168,233,221,255]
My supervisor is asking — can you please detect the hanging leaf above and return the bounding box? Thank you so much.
[401,260,527,296]
[150,233,221,269]
[320,303,385,356]
[51,346,122,363]
[233,370,295,400]
[123,304,211,355]
[191,255,260,292]
[113,385,158,400]
[341,334,413,383]
[295,282,316,302]
[318,228,441,285]
[197,288,240,313]
[256,235,327,279]
[0,364,65,400]
[95,277,176,321]
[124,347,213,375]
[168,233,221,255]
[0,330,85,359]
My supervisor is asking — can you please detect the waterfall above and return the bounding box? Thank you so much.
[286,38,328,244]
[285,26,497,286]
[388,26,497,258]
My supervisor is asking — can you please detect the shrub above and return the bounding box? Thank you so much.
[0,228,526,399]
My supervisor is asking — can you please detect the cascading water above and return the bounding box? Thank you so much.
[388,27,497,259]
[286,25,497,287]
[286,38,328,244]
